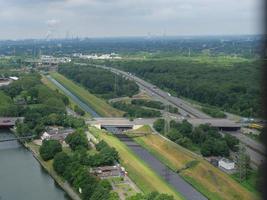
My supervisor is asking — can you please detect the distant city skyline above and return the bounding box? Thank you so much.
[0,0,264,40]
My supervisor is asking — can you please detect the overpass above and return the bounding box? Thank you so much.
[0,117,24,128]
[86,118,155,130]
[0,135,35,143]
[86,117,241,131]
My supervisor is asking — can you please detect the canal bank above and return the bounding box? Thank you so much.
[24,142,81,200]
[47,75,207,200]
[0,130,70,200]
[9,126,81,200]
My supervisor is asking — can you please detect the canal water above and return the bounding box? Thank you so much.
[47,75,207,200]
[0,129,69,200]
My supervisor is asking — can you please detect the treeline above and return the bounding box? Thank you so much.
[131,99,164,110]
[0,74,84,137]
[201,106,226,118]
[58,64,139,99]
[39,129,120,200]
[112,101,161,118]
[153,119,239,157]
[0,36,262,58]
[108,59,261,117]
[126,192,174,200]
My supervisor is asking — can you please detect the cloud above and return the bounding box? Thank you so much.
[0,0,263,39]
[46,19,61,27]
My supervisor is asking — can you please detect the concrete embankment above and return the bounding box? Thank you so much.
[24,143,81,200]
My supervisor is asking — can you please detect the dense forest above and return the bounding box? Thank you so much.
[112,101,162,118]
[0,74,84,137]
[108,59,261,117]
[153,119,239,157]
[58,64,139,99]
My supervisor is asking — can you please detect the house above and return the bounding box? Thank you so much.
[91,164,126,179]
[40,127,74,142]
[218,158,235,170]
[9,76,19,81]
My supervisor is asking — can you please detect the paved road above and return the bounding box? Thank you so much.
[114,133,207,200]
[91,64,211,119]
[87,64,266,168]
[47,75,207,200]
[227,131,266,167]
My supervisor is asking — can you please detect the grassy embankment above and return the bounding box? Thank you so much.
[25,142,81,200]
[41,75,91,118]
[128,129,259,200]
[89,126,185,200]
[50,72,124,117]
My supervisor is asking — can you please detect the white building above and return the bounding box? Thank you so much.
[218,158,235,170]
[41,132,51,140]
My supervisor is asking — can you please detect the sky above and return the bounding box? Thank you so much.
[0,0,264,39]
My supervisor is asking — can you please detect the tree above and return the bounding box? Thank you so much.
[39,139,62,161]
[153,119,165,133]
[166,129,182,141]
[74,105,85,116]
[200,138,214,157]
[213,140,229,157]
[65,129,89,150]
[53,152,70,175]
[89,185,110,200]
[108,192,120,200]
[224,134,239,152]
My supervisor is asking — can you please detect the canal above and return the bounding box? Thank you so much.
[0,129,69,200]
[47,75,207,200]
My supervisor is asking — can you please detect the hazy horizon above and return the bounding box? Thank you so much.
[0,0,264,40]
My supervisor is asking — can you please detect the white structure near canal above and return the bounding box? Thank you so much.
[218,158,235,170]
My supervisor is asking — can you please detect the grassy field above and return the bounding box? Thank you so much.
[89,126,185,200]
[131,133,259,200]
[41,75,91,118]
[50,72,124,117]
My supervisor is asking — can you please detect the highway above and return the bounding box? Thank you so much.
[92,64,211,119]
[88,64,266,168]
[47,75,207,200]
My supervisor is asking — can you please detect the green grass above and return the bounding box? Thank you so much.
[231,171,260,195]
[41,75,91,118]
[50,72,124,117]
[132,134,259,200]
[89,126,185,200]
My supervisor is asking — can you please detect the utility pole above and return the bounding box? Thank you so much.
[237,144,250,182]
[114,74,118,96]
[164,105,170,135]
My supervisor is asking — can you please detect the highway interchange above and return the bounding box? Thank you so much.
[90,63,266,168]
[47,75,207,200]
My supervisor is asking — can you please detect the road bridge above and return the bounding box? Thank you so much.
[0,135,34,143]
[0,117,24,128]
[86,117,241,131]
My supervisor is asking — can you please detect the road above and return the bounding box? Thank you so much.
[86,64,266,167]
[228,131,266,167]
[91,64,210,119]
[47,75,207,200]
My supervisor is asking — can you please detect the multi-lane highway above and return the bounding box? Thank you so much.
[93,64,210,119]
[89,63,265,167]
[46,75,207,200]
